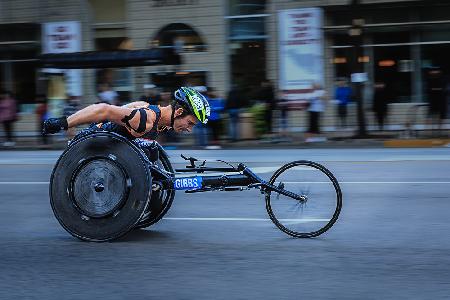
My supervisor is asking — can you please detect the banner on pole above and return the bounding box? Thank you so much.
[278,8,324,100]
[42,21,82,97]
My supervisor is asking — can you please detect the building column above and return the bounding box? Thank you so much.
[1,61,13,92]
[363,36,374,105]
[411,33,422,103]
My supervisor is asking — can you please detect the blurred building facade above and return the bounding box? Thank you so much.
[0,0,449,130]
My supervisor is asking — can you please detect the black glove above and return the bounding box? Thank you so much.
[43,117,68,134]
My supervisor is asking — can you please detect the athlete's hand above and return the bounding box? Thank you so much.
[43,117,68,134]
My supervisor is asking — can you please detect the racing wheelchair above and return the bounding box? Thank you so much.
[50,131,342,242]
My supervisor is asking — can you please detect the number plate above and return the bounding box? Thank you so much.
[173,176,203,190]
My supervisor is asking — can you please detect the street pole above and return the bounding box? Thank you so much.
[349,0,368,137]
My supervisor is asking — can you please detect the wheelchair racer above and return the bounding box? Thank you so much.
[42,87,210,142]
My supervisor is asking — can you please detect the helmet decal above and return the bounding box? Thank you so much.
[174,87,210,124]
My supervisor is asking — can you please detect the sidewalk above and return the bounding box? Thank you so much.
[1,130,449,151]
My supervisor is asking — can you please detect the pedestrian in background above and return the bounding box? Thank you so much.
[334,78,352,129]
[35,94,49,145]
[306,83,327,142]
[97,83,119,105]
[226,85,245,142]
[258,79,276,134]
[206,87,225,149]
[372,81,389,131]
[276,92,291,141]
[0,90,18,147]
[140,84,161,105]
[426,68,446,134]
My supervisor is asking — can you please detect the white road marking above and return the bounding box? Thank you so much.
[0,182,49,184]
[164,217,329,222]
[283,181,450,184]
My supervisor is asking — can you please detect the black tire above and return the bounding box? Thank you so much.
[50,132,151,242]
[135,146,175,228]
[265,160,342,238]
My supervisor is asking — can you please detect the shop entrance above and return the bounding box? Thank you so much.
[230,40,266,98]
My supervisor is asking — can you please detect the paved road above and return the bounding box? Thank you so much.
[0,148,449,299]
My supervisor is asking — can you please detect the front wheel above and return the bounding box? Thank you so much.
[265,160,342,238]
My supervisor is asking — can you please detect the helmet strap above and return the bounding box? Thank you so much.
[170,101,176,128]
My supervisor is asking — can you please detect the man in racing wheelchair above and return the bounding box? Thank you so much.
[42,86,210,145]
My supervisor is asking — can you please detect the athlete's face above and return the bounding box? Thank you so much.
[173,112,198,133]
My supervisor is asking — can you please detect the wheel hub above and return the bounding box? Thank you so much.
[71,158,128,218]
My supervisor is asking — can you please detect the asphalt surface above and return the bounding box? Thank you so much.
[0,148,449,299]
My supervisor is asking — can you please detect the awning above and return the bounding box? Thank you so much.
[38,48,181,69]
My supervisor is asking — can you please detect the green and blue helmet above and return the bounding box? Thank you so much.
[174,87,210,124]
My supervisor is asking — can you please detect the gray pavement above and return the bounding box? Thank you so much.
[0,148,449,299]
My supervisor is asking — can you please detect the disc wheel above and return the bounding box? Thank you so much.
[265,160,342,238]
[50,132,151,242]
[135,146,175,229]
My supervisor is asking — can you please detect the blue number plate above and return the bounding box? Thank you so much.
[173,176,203,190]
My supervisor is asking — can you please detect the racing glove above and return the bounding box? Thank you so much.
[43,117,69,134]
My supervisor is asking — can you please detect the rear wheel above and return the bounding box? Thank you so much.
[50,132,151,242]
[265,160,342,238]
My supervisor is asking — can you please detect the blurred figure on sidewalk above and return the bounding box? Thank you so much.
[0,90,18,147]
[258,79,276,135]
[226,84,245,142]
[426,67,446,134]
[35,94,49,145]
[306,83,327,142]
[97,83,119,105]
[140,84,161,105]
[206,87,225,149]
[372,81,389,131]
[277,92,291,141]
[334,78,352,129]
[63,95,80,140]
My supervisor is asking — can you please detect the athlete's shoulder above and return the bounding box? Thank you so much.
[122,101,150,109]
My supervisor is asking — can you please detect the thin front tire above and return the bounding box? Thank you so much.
[265,160,342,238]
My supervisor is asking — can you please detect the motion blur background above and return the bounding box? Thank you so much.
[1,2,450,298]
[0,0,450,147]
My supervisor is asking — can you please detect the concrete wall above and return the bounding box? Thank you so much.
[128,0,228,98]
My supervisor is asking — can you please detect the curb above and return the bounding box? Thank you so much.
[384,139,450,148]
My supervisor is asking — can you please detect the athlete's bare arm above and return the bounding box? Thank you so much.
[66,102,155,137]
[122,101,149,109]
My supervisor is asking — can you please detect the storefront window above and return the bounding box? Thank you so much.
[0,23,40,103]
[229,41,265,98]
[372,31,410,45]
[421,43,450,102]
[229,17,266,40]
[229,0,266,16]
[95,37,134,101]
[374,45,411,103]
[333,47,352,80]
[227,1,267,95]
[12,61,37,103]
[151,23,207,53]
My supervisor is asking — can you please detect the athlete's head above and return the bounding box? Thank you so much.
[170,87,210,133]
